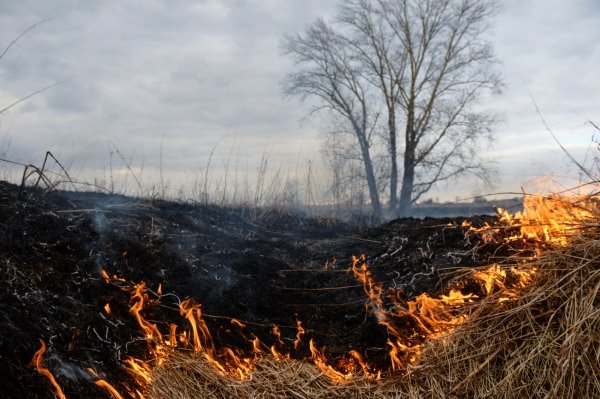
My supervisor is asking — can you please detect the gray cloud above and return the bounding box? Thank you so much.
[0,0,598,200]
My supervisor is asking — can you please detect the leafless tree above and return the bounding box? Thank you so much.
[283,0,501,217]
[337,0,405,212]
[282,19,384,219]
[380,0,502,215]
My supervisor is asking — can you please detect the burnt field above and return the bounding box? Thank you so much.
[0,180,511,398]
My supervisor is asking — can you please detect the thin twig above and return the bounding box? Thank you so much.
[0,19,50,62]
[0,78,71,115]
[528,90,595,181]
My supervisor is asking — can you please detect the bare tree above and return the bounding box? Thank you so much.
[380,0,501,215]
[282,19,384,219]
[283,0,501,217]
[337,0,406,212]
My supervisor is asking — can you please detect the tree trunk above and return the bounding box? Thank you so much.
[388,108,398,212]
[397,152,414,217]
[398,110,416,217]
[361,143,383,220]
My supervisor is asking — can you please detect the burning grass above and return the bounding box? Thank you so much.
[143,243,600,399]
[142,195,600,398]
[401,235,600,398]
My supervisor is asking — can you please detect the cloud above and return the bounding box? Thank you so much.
[0,0,598,201]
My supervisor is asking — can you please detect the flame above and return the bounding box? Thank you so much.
[31,340,67,399]
[87,368,127,399]
[179,298,213,353]
[270,345,289,361]
[231,318,246,328]
[309,339,352,383]
[124,357,153,384]
[335,350,379,380]
[294,319,305,349]
[168,323,178,348]
[271,324,285,347]
[351,254,385,321]
[53,192,593,397]
[129,282,164,357]
[465,193,600,247]
[350,252,536,372]
[251,337,263,355]
[95,379,125,399]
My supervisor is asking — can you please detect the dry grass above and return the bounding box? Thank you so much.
[148,233,600,399]
[403,235,600,398]
[148,351,398,399]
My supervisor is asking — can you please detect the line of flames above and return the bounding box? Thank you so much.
[31,193,599,398]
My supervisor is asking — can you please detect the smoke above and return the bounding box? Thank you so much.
[48,354,93,382]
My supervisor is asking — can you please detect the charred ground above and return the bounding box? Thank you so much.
[0,181,505,398]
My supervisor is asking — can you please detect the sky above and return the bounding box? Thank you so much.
[0,0,599,203]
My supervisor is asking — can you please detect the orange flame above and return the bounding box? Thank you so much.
[465,193,600,248]
[294,319,305,349]
[31,340,67,399]
[168,323,178,348]
[94,379,125,399]
[101,269,111,284]
[271,324,285,347]
[124,357,152,384]
[179,298,213,353]
[231,318,246,329]
[309,339,352,383]
[129,282,164,356]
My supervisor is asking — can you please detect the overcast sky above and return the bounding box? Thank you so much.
[0,0,599,201]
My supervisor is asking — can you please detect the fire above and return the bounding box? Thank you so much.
[129,282,164,357]
[294,319,305,349]
[31,340,67,399]
[37,192,597,397]
[309,339,353,383]
[124,357,152,385]
[231,318,246,328]
[179,298,212,353]
[94,379,125,399]
[465,193,600,247]
[271,324,285,347]
[349,250,538,372]
[87,367,128,399]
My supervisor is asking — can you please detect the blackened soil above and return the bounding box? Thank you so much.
[0,181,502,399]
